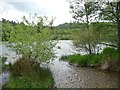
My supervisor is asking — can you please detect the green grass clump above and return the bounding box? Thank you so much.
[90,54,102,66]
[61,47,118,67]
[101,47,119,70]
[61,54,100,67]
[3,57,54,88]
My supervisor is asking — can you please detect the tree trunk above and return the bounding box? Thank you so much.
[85,3,89,27]
[88,43,92,54]
[117,1,120,52]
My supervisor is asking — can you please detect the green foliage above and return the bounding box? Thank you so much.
[91,22,117,44]
[4,57,54,88]
[90,54,102,66]
[99,2,117,23]
[99,2,120,52]
[51,28,79,40]
[102,47,117,55]
[102,47,118,60]
[2,21,15,41]
[69,1,101,24]
[73,26,101,54]
[5,15,56,63]
[2,18,117,42]
[61,54,102,67]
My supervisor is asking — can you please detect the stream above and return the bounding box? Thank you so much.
[0,40,118,88]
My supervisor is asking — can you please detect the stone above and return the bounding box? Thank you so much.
[101,61,109,70]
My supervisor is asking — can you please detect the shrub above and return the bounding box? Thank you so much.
[102,47,118,61]
[102,47,117,56]
[5,57,54,88]
[10,57,38,77]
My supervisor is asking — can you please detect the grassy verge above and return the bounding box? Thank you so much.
[61,47,118,68]
[0,56,9,74]
[3,57,54,88]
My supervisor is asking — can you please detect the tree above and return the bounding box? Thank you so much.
[99,1,120,52]
[116,1,120,52]
[69,0,101,26]
[73,26,101,54]
[69,0,101,54]
[6,15,56,63]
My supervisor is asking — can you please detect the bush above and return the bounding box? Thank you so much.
[4,57,54,88]
[10,57,38,77]
[102,47,117,57]
[102,47,118,62]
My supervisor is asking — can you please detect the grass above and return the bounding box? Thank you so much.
[61,54,102,67]
[0,56,9,73]
[3,57,54,88]
[102,47,118,60]
[61,47,118,67]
